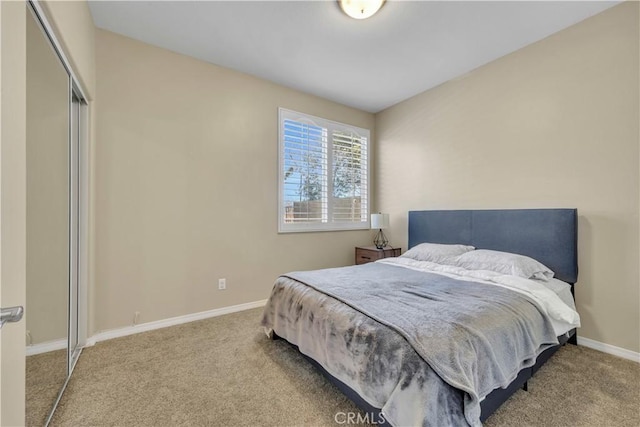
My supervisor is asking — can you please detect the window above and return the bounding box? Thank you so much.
[279,108,369,232]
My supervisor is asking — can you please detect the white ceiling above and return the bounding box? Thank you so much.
[88,1,620,113]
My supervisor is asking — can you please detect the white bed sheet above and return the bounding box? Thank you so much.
[376,257,580,337]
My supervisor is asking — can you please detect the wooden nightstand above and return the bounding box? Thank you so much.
[355,246,401,265]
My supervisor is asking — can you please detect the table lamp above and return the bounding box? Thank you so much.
[371,213,389,249]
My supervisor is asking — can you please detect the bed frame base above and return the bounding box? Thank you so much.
[273,328,576,426]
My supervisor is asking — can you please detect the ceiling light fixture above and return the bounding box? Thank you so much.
[339,0,386,20]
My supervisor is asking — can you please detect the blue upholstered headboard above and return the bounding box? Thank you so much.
[408,209,578,284]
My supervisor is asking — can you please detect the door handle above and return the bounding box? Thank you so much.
[0,306,24,328]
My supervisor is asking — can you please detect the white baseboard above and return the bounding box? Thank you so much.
[26,338,67,356]
[33,301,638,365]
[85,299,268,347]
[578,336,640,363]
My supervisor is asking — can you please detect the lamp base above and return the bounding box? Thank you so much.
[373,229,388,249]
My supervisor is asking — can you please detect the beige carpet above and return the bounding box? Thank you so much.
[26,349,67,427]
[49,308,639,426]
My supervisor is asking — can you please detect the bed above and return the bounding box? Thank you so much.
[262,209,579,426]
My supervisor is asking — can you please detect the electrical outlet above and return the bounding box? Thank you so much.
[26,330,32,346]
[218,278,226,290]
[133,311,141,325]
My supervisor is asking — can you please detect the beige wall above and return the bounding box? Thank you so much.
[94,30,375,332]
[375,3,639,352]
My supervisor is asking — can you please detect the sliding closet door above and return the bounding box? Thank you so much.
[25,9,70,426]
[25,3,88,424]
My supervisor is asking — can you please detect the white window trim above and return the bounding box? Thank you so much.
[278,108,370,233]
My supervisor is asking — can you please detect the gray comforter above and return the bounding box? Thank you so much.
[261,262,559,426]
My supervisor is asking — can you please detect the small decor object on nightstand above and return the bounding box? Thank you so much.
[371,213,390,249]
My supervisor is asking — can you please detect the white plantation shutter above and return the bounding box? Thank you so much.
[281,119,328,224]
[279,108,370,232]
[331,130,367,223]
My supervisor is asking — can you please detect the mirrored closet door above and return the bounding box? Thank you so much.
[25,3,87,426]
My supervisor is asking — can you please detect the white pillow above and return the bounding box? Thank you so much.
[401,243,475,264]
[454,249,554,281]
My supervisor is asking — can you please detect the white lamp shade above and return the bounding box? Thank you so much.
[371,213,389,229]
